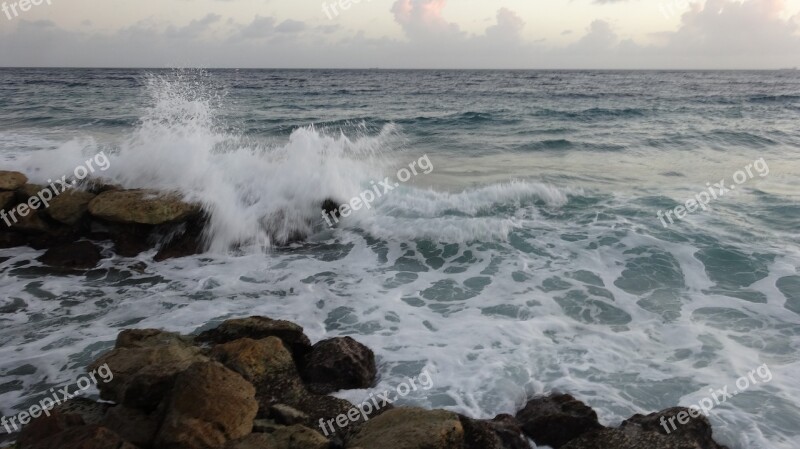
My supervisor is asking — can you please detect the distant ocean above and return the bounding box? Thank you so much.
[0,69,798,448]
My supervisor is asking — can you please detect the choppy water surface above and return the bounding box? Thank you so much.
[0,69,799,448]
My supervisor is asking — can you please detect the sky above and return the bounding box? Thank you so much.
[0,0,799,68]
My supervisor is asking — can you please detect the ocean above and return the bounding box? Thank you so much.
[0,68,798,448]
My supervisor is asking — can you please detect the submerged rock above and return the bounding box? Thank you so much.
[38,241,104,269]
[0,170,27,190]
[88,189,200,225]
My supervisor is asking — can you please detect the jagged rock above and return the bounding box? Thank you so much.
[252,419,283,433]
[516,393,603,449]
[46,190,96,225]
[347,407,464,449]
[560,407,729,449]
[459,414,530,449]
[102,405,161,448]
[88,189,200,225]
[303,337,376,394]
[0,170,27,190]
[197,316,313,362]
[37,241,103,269]
[211,337,299,385]
[154,361,258,449]
[88,332,209,411]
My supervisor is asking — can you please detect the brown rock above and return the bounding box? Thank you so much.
[88,337,208,411]
[115,328,194,349]
[89,189,200,225]
[102,405,161,448]
[515,393,603,449]
[9,210,53,234]
[211,337,299,386]
[459,414,530,449]
[348,407,464,449]
[197,316,312,362]
[560,407,729,449]
[0,190,14,209]
[0,170,27,190]
[303,337,376,394]
[226,425,329,449]
[269,404,309,426]
[17,410,85,448]
[16,183,48,206]
[47,189,96,225]
[155,361,258,449]
[20,425,139,449]
[38,241,104,269]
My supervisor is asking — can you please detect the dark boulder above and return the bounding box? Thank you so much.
[37,240,104,269]
[303,336,377,394]
[516,393,603,448]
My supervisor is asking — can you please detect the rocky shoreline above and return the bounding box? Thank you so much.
[4,315,731,449]
[0,170,208,267]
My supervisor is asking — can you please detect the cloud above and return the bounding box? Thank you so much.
[0,0,797,68]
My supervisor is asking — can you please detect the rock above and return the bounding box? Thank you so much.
[88,335,208,411]
[252,419,283,434]
[51,398,112,425]
[0,190,14,209]
[560,410,731,449]
[270,425,330,449]
[108,224,154,257]
[459,414,529,449]
[516,393,603,449]
[102,406,161,448]
[303,337,377,394]
[348,408,464,449]
[115,328,194,349]
[197,316,313,362]
[154,361,258,449]
[0,231,26,248]
[154,219,205,261]
[561,407,729,449]
[88,189,200,225]
[0,170,27,190]
[15,183,48,206]
[269,404,309,426]
[16,410,85,448]
[37,241,104,269]
[210,337,299,386]
[19,424,139,449]
[46,190,96,225]
[9,210,54,234]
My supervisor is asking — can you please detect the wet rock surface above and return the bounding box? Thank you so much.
[13,316,733,449]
